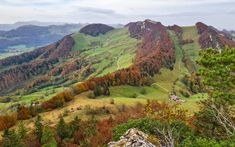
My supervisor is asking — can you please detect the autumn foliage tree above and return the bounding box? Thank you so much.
[17,106,31,120]
[34,115,43,141]
[41,90,74,110]
[0,114,17,131]
[56,116,70,139]
[2,129,22,147]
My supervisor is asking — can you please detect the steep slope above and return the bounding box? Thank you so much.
[196,22,235,49]
[0,27,140,105]
[1,20,235,113]
[0,35,75,94]
[1,20,235,137]
[34,19,176,111]
[0,20,175,110]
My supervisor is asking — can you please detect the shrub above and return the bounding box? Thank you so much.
[41,126,57,147]
[73,131,83,145]
[116,104,127,112]
[62,109,69,117]
[2,129,22,147]
[147,135,161,146]
[73,116,98,146]
[113,118,194,146]
[18,122,28,139]
[56,117,70,140]
[110,98,115,104]
[23,134,41,147]
[84,105,112,116]
[17,106,31,120]
[34,115,43,141]
[140,88,147,95]
[87,93,95,99]
[90,118,115,146]
[41,90,74,110]
[130,93,138,98]
[62,90,74,102]
[0,114,17,131]
[70,116,80,136]
[179,89,190,98]
[41,95,65,110]
[182,137,235,147]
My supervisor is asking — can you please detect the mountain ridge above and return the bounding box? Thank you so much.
[0,24,84,54]
[0,19,234,111]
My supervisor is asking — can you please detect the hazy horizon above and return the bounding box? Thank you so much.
[0,0,235,30]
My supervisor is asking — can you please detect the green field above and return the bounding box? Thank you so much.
[72,28,140,77]
[0,86,67,111]
[181,26,200,72]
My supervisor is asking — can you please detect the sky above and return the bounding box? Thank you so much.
[0,0,235,30]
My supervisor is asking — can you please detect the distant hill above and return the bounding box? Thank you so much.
[222,29,235,39]
[79,23,114,36]
[0,24,85,54]
[0,21,69,31]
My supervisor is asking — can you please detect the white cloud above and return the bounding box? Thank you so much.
[0,0,235,30]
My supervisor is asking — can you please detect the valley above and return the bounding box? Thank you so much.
[0,21,207,119]
[0,20,221,114]
[0,19,234,147]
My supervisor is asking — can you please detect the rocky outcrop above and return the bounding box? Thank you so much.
[79,24,114,36]
[196,22,235,49]
[108,128,155,147]
[167,25,183,41]
[196,22,209,34]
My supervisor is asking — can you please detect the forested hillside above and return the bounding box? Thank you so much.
[0,19,234,147]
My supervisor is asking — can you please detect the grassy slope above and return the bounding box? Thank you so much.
[96,28,205,113]
[0,28,140,111]
[72,28,140,77]
[0,26,209,133]
[0,26,208,128]
[181,26,200,72]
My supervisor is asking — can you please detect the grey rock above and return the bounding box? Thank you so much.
[108,128,156,147]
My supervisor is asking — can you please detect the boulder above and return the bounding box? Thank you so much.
[108,128,156,147]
